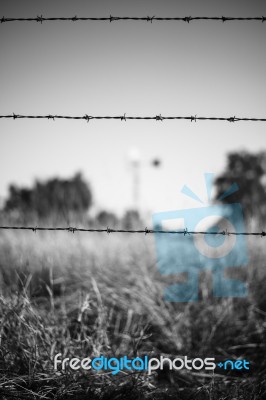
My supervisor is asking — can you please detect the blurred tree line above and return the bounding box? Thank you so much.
[3,173,92,223]
[1,151,265,226]
[1,172,143,228]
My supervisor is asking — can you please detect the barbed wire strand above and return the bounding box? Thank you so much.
[0,226,265,237]
[1,16,266,24]
[1,114,266,123]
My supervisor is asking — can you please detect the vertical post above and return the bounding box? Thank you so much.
[128,148,141,212]
[132,159,140,210]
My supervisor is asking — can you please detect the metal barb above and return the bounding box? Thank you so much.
[146,16,155,23]
[156,114,164,121]
[84,114,92,123]
[184,16,192,23]
[144,227,150,235]
[36,15,44,24]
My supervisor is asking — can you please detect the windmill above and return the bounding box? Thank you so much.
[128,147,161,212]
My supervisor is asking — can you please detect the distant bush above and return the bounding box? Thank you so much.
[4,172,92,222]
[96,211,118,227]
[122,210,143,229]
[215,151,266,223]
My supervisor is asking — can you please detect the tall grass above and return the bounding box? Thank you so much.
[0,229,265,399]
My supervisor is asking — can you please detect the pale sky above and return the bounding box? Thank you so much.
[0,0,265,217]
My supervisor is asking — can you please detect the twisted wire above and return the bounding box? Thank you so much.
[1,16,266,24]
[0,226,265,237]
[1,114,266,123]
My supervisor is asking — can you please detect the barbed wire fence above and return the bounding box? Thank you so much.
[0,226,265,237]
[1,114,266,123]
[1,14,266,237]
[1,15,266,23]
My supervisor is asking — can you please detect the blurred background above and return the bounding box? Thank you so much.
[0,1,266,398]
[0,0,266,224]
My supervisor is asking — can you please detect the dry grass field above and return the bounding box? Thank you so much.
[0,228,266,399]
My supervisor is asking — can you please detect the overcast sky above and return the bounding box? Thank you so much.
[0,0,265,217]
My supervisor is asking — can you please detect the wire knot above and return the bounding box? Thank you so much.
[13,113,18,120]
[183,228,190,236]
[222,229,230,236]
[144,227,151,235]
[191,114,197,122]
[221,16,228,22]
[1,16,6,23]
[147,16,155,23]
[121,113,127,121]
[84,114,92,123]
[262,16,266,22]
[228,116,236,122]
[68,227,76,233]
[47,114,55,120]
[183,16,192,23]
[156,114,164,121]
[106,226,111,234]
[36,15,44,24]
[261,231,266,237]
[72,15,78,21]
[32,226,38,233]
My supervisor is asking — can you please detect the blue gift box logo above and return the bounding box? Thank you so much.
[152,174,249,302]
